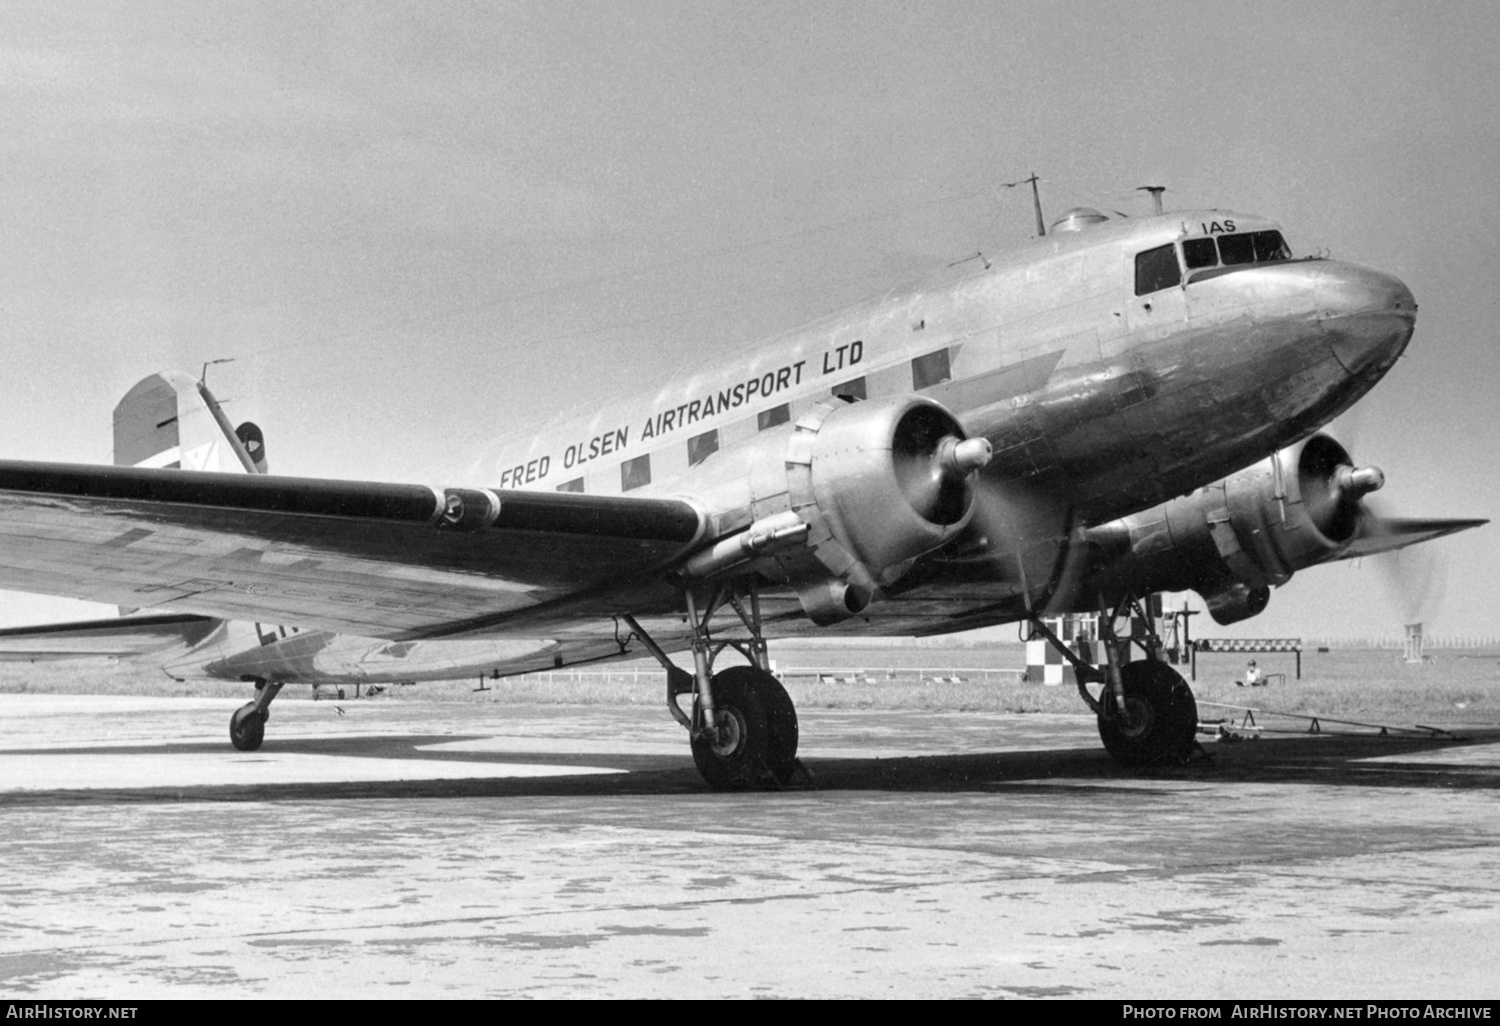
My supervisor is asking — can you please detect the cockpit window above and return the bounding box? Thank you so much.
[1182,237,1218,270]
[1217,233,1256,265]
[1134,243,1181,295]
[1184,230,1291,280]
[1252,230,1291,262]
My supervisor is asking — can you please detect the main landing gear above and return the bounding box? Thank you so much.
[229,679,282,752]
[687,664,799,788]
[1028,595,1198,768]
[624,581,800,790]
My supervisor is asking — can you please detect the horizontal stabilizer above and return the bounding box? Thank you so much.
[0,613,219,661]
[1327,516,1489,562]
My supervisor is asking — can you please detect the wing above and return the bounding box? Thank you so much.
[0,613,220,660]
[1325,515,1489,562]
[0,461,707,639]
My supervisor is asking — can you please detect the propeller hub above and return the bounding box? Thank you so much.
[938,436,993,478]
[1336,464,1385,500]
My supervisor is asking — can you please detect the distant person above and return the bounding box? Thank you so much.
[1241,659,1263,687]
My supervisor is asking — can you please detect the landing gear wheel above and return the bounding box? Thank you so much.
[710,665,799,784]
[690,669,772,790]
[230,702,266,752]
[757,672,800,785]
[1097,660,1198,768]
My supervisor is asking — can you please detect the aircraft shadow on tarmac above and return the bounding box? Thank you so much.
[4,726,1499,805]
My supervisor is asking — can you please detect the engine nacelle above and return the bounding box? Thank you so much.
[1083,434,1382,624]
[781,395,991,621]
[687,394,991,624]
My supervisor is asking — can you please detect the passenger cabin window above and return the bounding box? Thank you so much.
[556,477,584,493]
[757,403,790,430]
[911,349,951,390]
[687,429,719,466]
[1134,243,1181,295]
[621,455,651,492]
[831,376,866,401]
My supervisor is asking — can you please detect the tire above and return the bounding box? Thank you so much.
[1097,660,1198,767]
[690,669,772,790]
[712,665,800,784]
[230,703,266,752]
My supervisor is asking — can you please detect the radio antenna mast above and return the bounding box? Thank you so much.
[200,357,235,388]
[1137,185,1166,214]
[1001,172,1047,237]
[1027,173,1046,236]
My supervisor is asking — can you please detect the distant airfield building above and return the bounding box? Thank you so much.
[1024,597,1172,685]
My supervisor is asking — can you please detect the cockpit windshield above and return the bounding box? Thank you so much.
[1183,230,1291,279]
[1133,228,1294,297]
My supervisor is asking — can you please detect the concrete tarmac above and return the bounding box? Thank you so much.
[1,693,1498,999]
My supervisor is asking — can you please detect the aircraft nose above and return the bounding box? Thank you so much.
[1316,263,1417,377]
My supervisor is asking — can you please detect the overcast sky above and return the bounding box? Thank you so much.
[1,1,1495,639]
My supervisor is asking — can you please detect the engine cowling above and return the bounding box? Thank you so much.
[784,396,992,622]
[1082,433,1383,624]
[688,394,992,624]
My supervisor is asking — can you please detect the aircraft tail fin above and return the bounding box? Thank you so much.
[111,371,264,616]
[113,371,268,474]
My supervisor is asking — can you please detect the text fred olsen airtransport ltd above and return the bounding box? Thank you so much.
[1122,1008,1492,1020]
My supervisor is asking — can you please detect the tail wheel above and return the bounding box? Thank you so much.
[708,665,800,784]
[1097,660,1198,767]
[229,702,266,752]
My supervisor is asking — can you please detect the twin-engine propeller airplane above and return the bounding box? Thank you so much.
[0,203,1485,787]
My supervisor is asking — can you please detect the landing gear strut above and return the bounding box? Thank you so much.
[229,679,282,752]
[624,580,800,790]
[1028,594,1197,768]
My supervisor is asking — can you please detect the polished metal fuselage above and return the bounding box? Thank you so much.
[167,209,1418,682]
[465,209,1412,524]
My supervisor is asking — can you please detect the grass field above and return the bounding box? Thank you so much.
[2,642,1497,729]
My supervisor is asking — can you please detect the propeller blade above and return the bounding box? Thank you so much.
[1342,494,1489,628]
[964,473,1085,607]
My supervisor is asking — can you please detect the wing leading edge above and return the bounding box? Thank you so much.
[0,612,220,660]
[0,461,707,639]
[1326,516,1489,562]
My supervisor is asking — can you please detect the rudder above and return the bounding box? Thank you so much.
[113,371,267,474]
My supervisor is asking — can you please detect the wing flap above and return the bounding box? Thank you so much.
[0,461,707,638]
